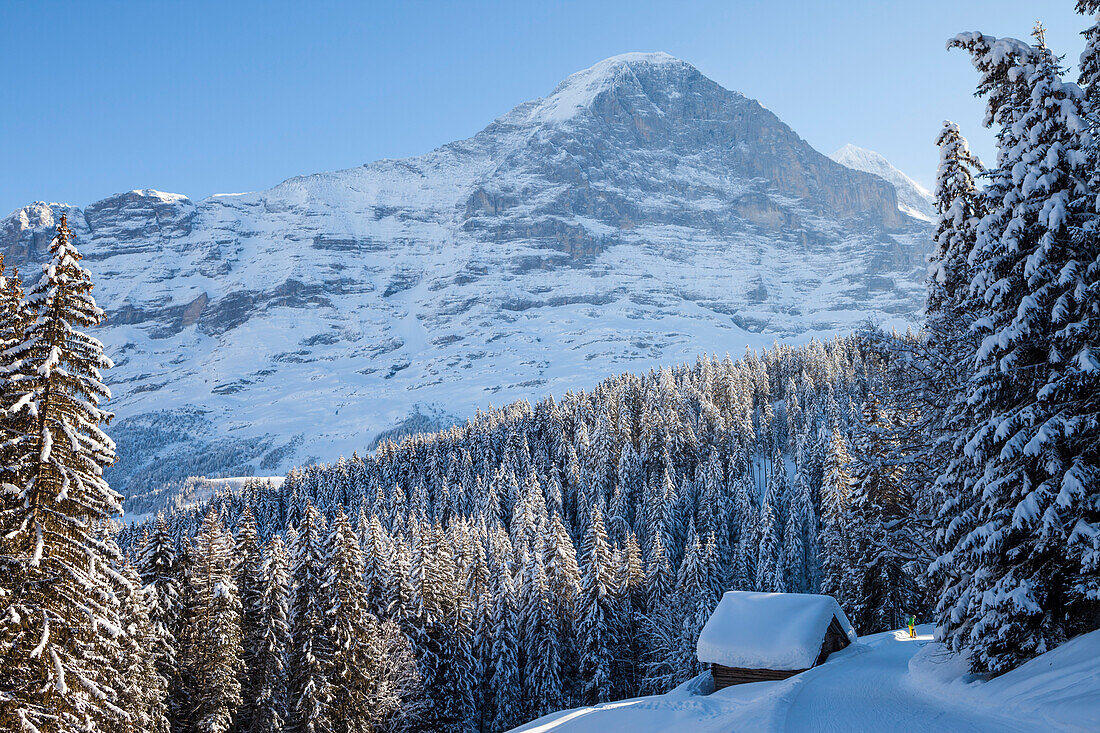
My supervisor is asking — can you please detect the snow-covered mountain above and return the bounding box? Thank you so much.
[0,52,932,500]
[830,144,936,221]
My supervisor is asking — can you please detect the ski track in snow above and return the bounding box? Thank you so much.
[777,631,1035,732]
[514,627,1058,733]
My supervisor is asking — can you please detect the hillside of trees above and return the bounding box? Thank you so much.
[118,331,932,731]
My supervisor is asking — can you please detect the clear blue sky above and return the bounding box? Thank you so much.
[0,0,1088,215]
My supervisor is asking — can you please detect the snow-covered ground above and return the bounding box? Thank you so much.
[514,626,1100,732]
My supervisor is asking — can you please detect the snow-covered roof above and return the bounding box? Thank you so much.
[696,591,857,671]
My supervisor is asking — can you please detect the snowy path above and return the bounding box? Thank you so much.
[514,627,1061,733]
[776,630,1035,732]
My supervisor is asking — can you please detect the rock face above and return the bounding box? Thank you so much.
[830,144,936,222]
[0,53,932,502]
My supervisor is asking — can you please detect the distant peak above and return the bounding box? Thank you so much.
[2,200,72,231]
[591,51,684,66]
[830,144,934,221]
[832,143,873,159]
[127,189,190,203]
[521,52,702,125]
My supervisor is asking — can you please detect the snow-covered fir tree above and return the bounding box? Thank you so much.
[117,564,171,733]
[0,215,125,733]
[671,522,714,682]
[935,27,1100,674]
[847,398,915,633]
[486,552,520,733]
[755,449,787,593]
[782,470,812,594]
[1079,1,1100,113]
[182,510,245,733]
[578,506,617,705]
[287,504,331,733]
[137,513,185,730]
[234,508,266,733]
[250,535,290,733]
[819,427,856,611]
[323,508,385,733]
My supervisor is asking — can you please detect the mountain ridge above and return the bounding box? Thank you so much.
[830,143,935,221]
[0,53,932,505]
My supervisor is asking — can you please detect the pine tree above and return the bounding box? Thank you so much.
[183,510,245,733]
[938,29,1100,673]
[728,466,757,590]
[287,504,331,733]
[234,508,266,733]
[407,522,469,733]
[927,121,984,359]
[251,536,290,733]
[520,550,563,720]
[673,523,713,683]
[640,532,674,694]
[848,398,911,633]
[137,513,185,730]
[613,532,645,698]
[374,618,424,733]
[1079,1,1100,111]
[0,257,32,425]
[578,505,616,706]
[540,512,581,705]
[925,121,987,649]
[324,508,390,733]
[486,557,520,733]
[361,514,393,621]
[755,449,786,593]
[819,427,855,610]
[0,215,125,733]
[782,477,809,594]
[117,564,171,733]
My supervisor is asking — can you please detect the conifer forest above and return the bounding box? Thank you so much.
[1,3,1099,733]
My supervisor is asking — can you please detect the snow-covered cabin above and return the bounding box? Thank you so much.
[696,591,857,689]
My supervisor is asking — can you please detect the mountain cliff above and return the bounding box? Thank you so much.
[0,53,932,503]
[830,143,936,221]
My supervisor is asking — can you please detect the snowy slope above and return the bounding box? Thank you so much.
[515,627,1100,733]
[0,53,932,502]
[830,144,936,221]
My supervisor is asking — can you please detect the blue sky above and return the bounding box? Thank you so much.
[0,0,1088,215]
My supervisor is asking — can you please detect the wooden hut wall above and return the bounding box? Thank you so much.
[710,664,805,689]
[813,616,852,667]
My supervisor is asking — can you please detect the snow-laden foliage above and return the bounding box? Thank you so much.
[0,217,131,733]
[930,24,1100,674]
[120,332,941,732]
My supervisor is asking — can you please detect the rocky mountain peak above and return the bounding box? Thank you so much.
[476,53,904,231]
[514,52,716,127]
[0,54,932,505]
